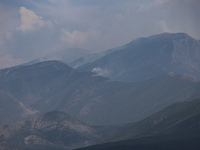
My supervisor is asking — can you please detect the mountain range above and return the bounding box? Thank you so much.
[0,60,199,125]
[24,48,90,66]
[0,32,200,149]
[76,98,200,150]
[76,33,200,82]
[0,111,101,150]
[1,98,200,150]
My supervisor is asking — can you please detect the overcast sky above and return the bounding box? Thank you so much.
[0,0,200,68]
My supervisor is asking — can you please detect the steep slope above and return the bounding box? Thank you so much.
[0,60,200,125]
[0,90,39,124]
[76,98,200,150]
[79,73,200,125]
[0,60,75,124]
[69,44,127,68]
[52,48,90,63]
[78,33,200,82]
[0,60,73,106]
[76,136,200,150]
[0,111,101,150]
[0,60,130,124]
[109,98,200,142]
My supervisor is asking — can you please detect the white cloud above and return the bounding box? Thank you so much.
[158,20,172,33]
[0,0,199,69]
[184,0,193,3]
[0,4,18,55]
[6,32,13,40]
[0,55,24,69]
[17,7,52,33]
[155,0,171,5]
[0,32,12,56]
[136,0,171,12]
[0,38,4,51]
[60,30,86,45]
[60,29,99,47]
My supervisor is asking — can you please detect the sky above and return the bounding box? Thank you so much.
[0,0,200,68]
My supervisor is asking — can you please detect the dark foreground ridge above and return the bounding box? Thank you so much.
[75,98,200,150]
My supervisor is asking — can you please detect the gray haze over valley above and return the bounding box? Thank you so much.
[0,0,200,150]
[0,0,200,68]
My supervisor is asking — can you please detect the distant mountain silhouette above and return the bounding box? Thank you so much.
[0,60,199,125]
[1,32,200,150]
[69,44,127,68]
[24,48,90,66]
[77,33,200,82]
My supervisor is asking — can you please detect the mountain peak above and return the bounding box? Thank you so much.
[128,33,193,45]
[0,60,74,81]
[25,60,72,70]
[78,32,200,82]
[148,32,191,39]
[151,32,190,38]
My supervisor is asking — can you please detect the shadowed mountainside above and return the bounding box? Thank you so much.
[77,33,200,82]
[75,98,200,150]
[0,60,200,125]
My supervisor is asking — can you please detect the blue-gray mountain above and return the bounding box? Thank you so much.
[0,32,199,150]
[76,98,200,150]
[108,98,200,142]
[0,60,200,126]
[24,48,90,66]
[69,44,127,68]
[0,111,102,150]
[76,33,200,82]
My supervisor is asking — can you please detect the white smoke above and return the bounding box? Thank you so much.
[92,67,110,77]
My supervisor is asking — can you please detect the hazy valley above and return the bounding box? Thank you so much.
[0,33,200,150]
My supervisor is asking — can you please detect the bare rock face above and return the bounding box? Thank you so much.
[0,111,102,150]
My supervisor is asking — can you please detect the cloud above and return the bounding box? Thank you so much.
[5,32,13,40]
[184,0,193,3]
[0,32,12,56]
[0,36,4,54]
[60,29,99,47]
[136,0,171,12]
[155,0,171,5]
[0,0,199,69]
[158,20,172,33]
[0,3,18,54]
[17,7,52,33]
[0,55,24,69]
[60,30,86,45]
